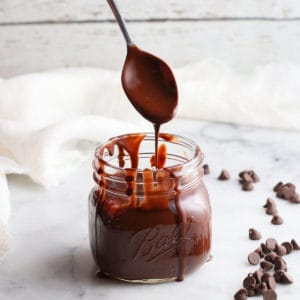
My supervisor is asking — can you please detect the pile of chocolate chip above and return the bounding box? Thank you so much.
[263,198,284,225]
[235,238,300,300]
[273,182,300,203]
[202,163,299,299]
[238,170,260,191]
[215,168,260,191]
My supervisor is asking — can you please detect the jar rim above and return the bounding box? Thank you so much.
[94,132,203,174]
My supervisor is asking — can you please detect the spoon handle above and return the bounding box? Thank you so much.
[107,0,133,46]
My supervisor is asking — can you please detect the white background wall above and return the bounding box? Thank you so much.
[1,0,300,77]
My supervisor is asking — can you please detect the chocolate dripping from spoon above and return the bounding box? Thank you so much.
[107,0,178,168]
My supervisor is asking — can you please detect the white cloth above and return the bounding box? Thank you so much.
[0,60,300,261]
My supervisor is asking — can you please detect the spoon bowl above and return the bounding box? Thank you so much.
[122,45,178,124]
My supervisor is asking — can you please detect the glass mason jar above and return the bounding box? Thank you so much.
[88,133,211,283]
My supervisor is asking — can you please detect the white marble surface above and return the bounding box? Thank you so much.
[1,119,300,300]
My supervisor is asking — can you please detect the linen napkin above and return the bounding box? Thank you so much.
[1,60,300,261]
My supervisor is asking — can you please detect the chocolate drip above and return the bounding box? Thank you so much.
[154,123,160,169]
[172,174,187,281]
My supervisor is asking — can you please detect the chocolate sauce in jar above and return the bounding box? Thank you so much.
[89,133,211,282]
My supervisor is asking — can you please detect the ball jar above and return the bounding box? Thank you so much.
[88,133,211,282]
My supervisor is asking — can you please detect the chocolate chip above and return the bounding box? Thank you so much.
[281,271,293,284]
[203,164,210,175]
[289,193,300,204]
[275,182,298,201]
[257,282,268,294]
[246,285,256,297]
[291,239,300,250]
[274,243,287,256]
[243,275,256,289]
[281,185,295,200]
[261,273,277,291]
[239,170,248,178]
[255,247,264,258]
[263,198,277,215]
[261,243,272,254]
[265,238,277,251]
[264,252,277,263]
[242,182,254,191]
[234,288,248,300]
[260,261,273,272]
[271,215,283,225]
[263,197,275,208]
[266,206,278,215]
[249,228,262,241]
[240,172,253,183]
[273,182,283,192]
[249,170,260,183]
[273,270,283,283]
[218,169,230,180]
[239,170,259,191]
[253,270,264,283]
[281,242,293,254]
[274,258,287,272]
[274,270,293,284]
[265,276,277,290]
[274,255,286,265]
[262,289,277,300]
[261,272,272,282]
[248,252,261,265]
[285,182,296,190]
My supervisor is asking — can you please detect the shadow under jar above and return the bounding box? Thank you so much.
[88,133,211,283]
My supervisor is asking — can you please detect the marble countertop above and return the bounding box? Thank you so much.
[1,119,300,300]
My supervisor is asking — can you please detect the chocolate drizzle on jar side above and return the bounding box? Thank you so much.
[172,172,187,282]
[91,133,211,282]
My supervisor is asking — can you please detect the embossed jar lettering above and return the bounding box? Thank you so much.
[132,222,193,263]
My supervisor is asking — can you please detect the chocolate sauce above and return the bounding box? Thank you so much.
[89,134,211,282]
